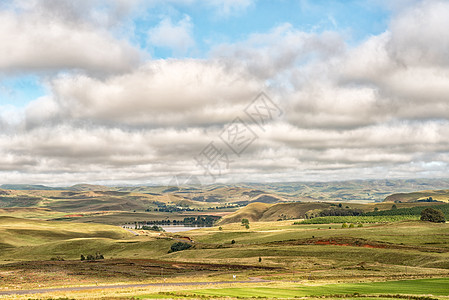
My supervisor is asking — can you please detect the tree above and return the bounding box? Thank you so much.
[169,242,192,253]
[245,224,250,229]
[218,226,223,231]
[80,254,85,261]
[341,223,348,228]
[420,208,446,223]
[349,223,355,228]
[258,257,262,263]
[241,219,249,226]
[231,239,236,244]
[392,204,397,210]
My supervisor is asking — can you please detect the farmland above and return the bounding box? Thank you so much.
[0,213,449,298]
[0,182,449,299]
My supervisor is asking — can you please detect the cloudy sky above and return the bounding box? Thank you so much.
[1,0,449,186]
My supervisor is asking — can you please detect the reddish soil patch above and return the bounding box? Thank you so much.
[362,244,386,248]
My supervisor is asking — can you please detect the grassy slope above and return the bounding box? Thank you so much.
[218,201,442,225]
[385,189,449,203]
[219,202,334,224]
[0,216,177,261]
[164,220,449,276]
[0,189,213,212]
[1,216,449,297]
[0,216,132,246]
[218,202,273,224]
[186,278,449,298]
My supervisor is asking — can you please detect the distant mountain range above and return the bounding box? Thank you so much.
[1,178,449,207]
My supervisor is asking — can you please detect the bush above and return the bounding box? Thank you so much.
[342,223,348,228]
[357,223,363,227]
[231,239,235,244]
[218,226,223,231]
[50,256,64,261]
[349,223,355,228]
[83,253,104,260]
[169,242,192,253]
[141,225,165,232]
[420,207,446,223]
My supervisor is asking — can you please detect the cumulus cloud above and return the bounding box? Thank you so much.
[25,59,262,128]
[0,1,141,73]
[213,23,346,80]
[2,0,449,185]
[148,15,195,56]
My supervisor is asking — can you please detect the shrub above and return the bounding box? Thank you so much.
[231,239,235,244]
[342,223,348,228]
[357,223,363,227]
[349,223,355,228]
[169,242,192,253]
[83,253,104,261]
[141,225,165,232]
[421,207,446,223]
[218,226,223,231]
[50,256,64,261]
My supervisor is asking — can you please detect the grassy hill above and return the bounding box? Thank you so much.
[0,216,133,248]
[241,178,449,202]
[384,189,449,203]
[68,184,113,191]
[219,202,332,224]
[0,189,215,212]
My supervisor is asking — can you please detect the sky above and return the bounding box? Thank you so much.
[1,0,449,186]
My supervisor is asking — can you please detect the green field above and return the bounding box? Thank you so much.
[1,187,449,299]
[182,277,449,298]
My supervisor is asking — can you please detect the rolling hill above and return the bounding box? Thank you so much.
[384,189,449,203]
[218,202,332,224]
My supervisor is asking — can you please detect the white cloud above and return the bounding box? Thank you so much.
[25,59,262,128]
[387,0,449,67]
[3,0,449,185]
[0,2,142,73]
[148,15,195,56]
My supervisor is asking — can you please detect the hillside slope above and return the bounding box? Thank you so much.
[218,202,331,224]
[0,216,133,248]
[384,189,449,203]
